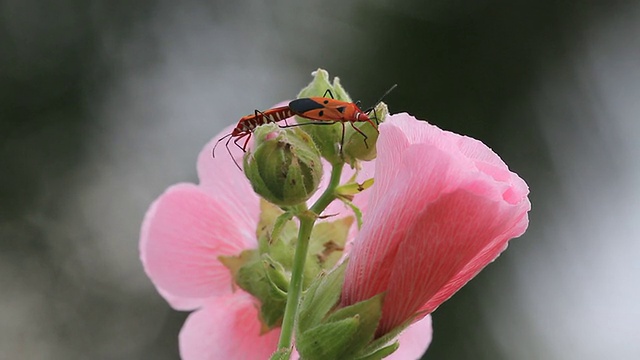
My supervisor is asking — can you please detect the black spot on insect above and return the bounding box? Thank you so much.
[337,106,346,113]
[318,110,324,117]
[323,100,329,104]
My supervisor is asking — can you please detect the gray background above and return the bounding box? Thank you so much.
[2,1,639,359]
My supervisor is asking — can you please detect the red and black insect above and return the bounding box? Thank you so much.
[288,84,397,149]
[212,106,294,169]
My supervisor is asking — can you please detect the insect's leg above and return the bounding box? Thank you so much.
[350,122,369,149]
[226,136,242,170]
[230,156,241,170]
[366,117,379,133]
[254,109,270,126]
[227,133,246,171]
[281,110,292,127]
[274,110,290,128]
[322,89,335,99]
[370,107,380,126]
[232,133,246,152]
[212,133,232,158]
[240,132,252,152]
[340,122,347,155]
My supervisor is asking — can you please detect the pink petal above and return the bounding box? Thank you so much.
[381,183,527,331]
[419,209,529,314]
[179,291,281,360]
[156,287,204,311]
[387,315,433,360]
[197,124,261,226]
[342,113,530,335]
[140,183,258,306]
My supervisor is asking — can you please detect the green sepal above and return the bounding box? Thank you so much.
[343,102,389,164]
[321,293,384,359]
[296,69,352,165]
[335,178,375,196]
[296,317,361,360]
[218,249,288,330]
[360,312,422,357]
[334,177,372,229]
[262,254,289,294]
[296,260,387,360]
[245,256,287,328]
[308,216,353,270]
[340,197,364,229]
[297,261,347,333]
[256,200,297,254]
[218,249,257,293]
[354,342,400,360]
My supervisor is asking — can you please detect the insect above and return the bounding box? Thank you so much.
[288,84,397,149]
[212,106,294,169]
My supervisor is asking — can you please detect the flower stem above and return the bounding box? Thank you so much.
[276,162,344,352]
[311,162,344,215]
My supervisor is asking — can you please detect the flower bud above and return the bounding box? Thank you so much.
[343,102,390,164]
[296,69,352,164]
[243,125,322,207]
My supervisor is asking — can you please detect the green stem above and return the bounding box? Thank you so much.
[276,162,344,352]
[311,162,344,214]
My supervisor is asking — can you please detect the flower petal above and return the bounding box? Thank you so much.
[342,114,530,334]
[156,287,204,311]
[197,124,261,228]
[179,291,281,360]
[141,183,258,305]
[387,315,433,360]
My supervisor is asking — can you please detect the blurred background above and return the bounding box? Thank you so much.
[1,0,639,359]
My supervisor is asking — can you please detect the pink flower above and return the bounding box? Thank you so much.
[140,122,433,359]
[341,113,531,336]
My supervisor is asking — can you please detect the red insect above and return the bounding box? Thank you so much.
[288,84,397,149]
[212,106,294,169]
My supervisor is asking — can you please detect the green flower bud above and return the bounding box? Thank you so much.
[342,102,390,164]
[296,69,352,164]
[244,125,322,207]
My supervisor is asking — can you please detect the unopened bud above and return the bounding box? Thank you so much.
[295,69,352,164]
[343,102,389,164]
[244,125,323,207]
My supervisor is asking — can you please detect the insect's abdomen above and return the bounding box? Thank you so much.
[261,106,294,124]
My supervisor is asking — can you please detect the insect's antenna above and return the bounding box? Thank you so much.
[365,84,398,112]
[365,84,398,125]
[212,133,233,158]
